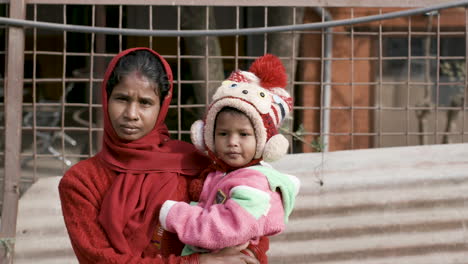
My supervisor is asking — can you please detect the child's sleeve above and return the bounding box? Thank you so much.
[159,170,285,251]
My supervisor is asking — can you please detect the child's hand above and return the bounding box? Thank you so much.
[198,242,259,264]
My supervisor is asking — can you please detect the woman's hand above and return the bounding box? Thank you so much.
[198,243,259,264]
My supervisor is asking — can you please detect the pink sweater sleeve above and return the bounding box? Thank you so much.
[159,172,285,251]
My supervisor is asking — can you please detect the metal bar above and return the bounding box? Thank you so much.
[290,80,466,86]
[60,4,67,172]
[177,6,182,140]
[341,31,465,37]
[21,126,102,131]
[95,5,106,156]
[288,104,467,110]
[165,130,468,135]
[421,13,432,146]
[295,105,466,110]
[435,13,441,144]
[32,4,38,176]
[88,104,458,111]
[290,6,297,153]
[407,16,412,146]
[0,0,26,262]
[318,8,333,152]
[204,6,209,105]
[22,102,94,107]
[263,7,268,55]
[378,8,383,148]
[319,9,326,151]
[149,5,153,48]
[463,8,468,142]
[306,131,466,136]
[23,0,463,8]
[2,2,468,37]
[351,8,355,149]
[88,5,96,157]
[235,6,239,70]
[119,5,122,52]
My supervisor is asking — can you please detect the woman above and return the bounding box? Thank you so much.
[59,47,267,263]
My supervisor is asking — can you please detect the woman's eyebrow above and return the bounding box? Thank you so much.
[111,91,128,96]
[139,95,156,101]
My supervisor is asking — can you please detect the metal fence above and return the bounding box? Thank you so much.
[1,0,468,262]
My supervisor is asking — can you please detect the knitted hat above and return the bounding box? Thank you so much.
[191,54,293,162]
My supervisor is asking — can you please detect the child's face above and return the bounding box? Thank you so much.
[214,111,256,168]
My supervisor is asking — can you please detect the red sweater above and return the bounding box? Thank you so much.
[59,156,269,263]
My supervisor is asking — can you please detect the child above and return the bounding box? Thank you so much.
[159,54,300,258]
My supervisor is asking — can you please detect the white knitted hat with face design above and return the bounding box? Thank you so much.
[190,54,293,162]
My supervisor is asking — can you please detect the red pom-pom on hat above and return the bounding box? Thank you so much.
[248,54,287,89]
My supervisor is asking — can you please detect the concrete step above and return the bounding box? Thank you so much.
[14,176,77,264]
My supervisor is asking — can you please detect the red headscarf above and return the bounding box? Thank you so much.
[97,47,209,255]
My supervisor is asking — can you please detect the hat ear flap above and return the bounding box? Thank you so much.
[263,134,289,162]
[190,120,206,153]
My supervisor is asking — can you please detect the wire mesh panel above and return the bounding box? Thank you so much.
[2,1,465,192]
[16,4,306,181]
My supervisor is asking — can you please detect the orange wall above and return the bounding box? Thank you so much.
[298,6,465,152]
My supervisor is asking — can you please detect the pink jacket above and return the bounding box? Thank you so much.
[159,164,300,255]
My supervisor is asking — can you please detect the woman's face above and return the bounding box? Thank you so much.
[108,71,161,141]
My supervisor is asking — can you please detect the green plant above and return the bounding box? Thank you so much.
[440,60,465,82]
[0,237,14,259]
[280,123,325,152]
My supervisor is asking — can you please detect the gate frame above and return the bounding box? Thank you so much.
[0,0,26,263]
